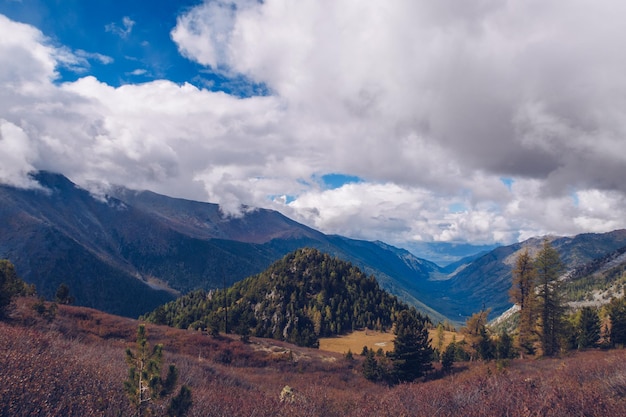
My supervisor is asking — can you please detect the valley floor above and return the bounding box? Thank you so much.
[2,298,626,416]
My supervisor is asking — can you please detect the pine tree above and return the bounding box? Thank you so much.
[607,297,626,347]
[441,342,456,373]
[510,248,537,354]
[362,348,382,382]
[496,330,515,359]
[124,324,190,416]
[390,310,433,383]
[167,386,193,417]
[55,283,74,305]
[461,309,494,360]
[534,239,565,356]
[576,306,600,349]
[0,260,29,318]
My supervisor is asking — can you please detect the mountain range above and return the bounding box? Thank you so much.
[2,171,626,323]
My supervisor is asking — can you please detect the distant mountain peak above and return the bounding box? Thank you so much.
[0,171,447,320]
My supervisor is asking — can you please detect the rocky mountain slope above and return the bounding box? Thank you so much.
[442,231,626,321]
[0,172,442,318]
[2,171,626,323]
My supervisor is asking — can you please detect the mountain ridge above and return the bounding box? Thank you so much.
[3,171,626,324]
[0,172,448,320]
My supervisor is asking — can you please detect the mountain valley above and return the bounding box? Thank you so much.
[2,171,626,324]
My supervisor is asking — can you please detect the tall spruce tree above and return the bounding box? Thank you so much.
[441,342,456,373]
[390,310,433,383]
[362,348,382,382]
[607,296,626,347]
[576,306,600,349]
[534,239,565,356]
[510,248,537,354]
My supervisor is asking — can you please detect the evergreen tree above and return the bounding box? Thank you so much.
[362,348,382,382]
[607,297,626,347]
[441,342,456,373]
[461,310,494,360]
[576,306,600,349]
[0,260,29,318]
[167,386,193,417]
[55,283,74,305]
[360,345,369,356]
[534,239,565,356]
[496,330,515,360]
[124,324,190,416]
[390,310,433,383]
[510,248,537,354]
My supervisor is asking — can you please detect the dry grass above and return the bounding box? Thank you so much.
[2,297,626,417]
[320,329,395,353]
[319,328,461,354]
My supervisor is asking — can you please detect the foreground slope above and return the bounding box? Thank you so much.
[3,297,626,417]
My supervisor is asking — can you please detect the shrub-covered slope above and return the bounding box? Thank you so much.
[3,297,626,417]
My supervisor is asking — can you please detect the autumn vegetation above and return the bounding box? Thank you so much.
[3,242,626,416]
[1,296,626,416]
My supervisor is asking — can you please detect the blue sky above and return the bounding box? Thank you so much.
[0,0,266,95]
[1,0,626,248]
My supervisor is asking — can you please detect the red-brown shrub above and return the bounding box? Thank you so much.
[2,297,626,416]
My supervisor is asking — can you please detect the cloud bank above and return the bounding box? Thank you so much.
[1,1,626,247]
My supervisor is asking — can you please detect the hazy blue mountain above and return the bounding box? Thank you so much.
[3,171,626,325]
[0,172,446,320]
[439,231,626,321]
[403,241,499,267]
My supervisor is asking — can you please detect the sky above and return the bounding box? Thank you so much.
[1,0,626,250]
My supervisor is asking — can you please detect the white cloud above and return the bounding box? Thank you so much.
[0,14,59,85]
[75,50,114,65]
[0,119,40,188]
[2,3,626,247]
[127,69,147,76]
[105,16,135,39]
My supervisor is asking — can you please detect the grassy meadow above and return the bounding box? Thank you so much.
[319,328,461,354]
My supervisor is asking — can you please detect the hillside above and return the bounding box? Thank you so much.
[3,297,626,417]
[437,231,626,321]
[143,248,426,347]
[0,172,444,319]
[564,245,626,305]
[4,171,626,324]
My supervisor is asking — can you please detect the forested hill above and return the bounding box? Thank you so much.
[143,248,428,347]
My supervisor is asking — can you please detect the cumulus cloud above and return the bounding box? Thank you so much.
[2,1,626,247]
[167,0,626,240]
